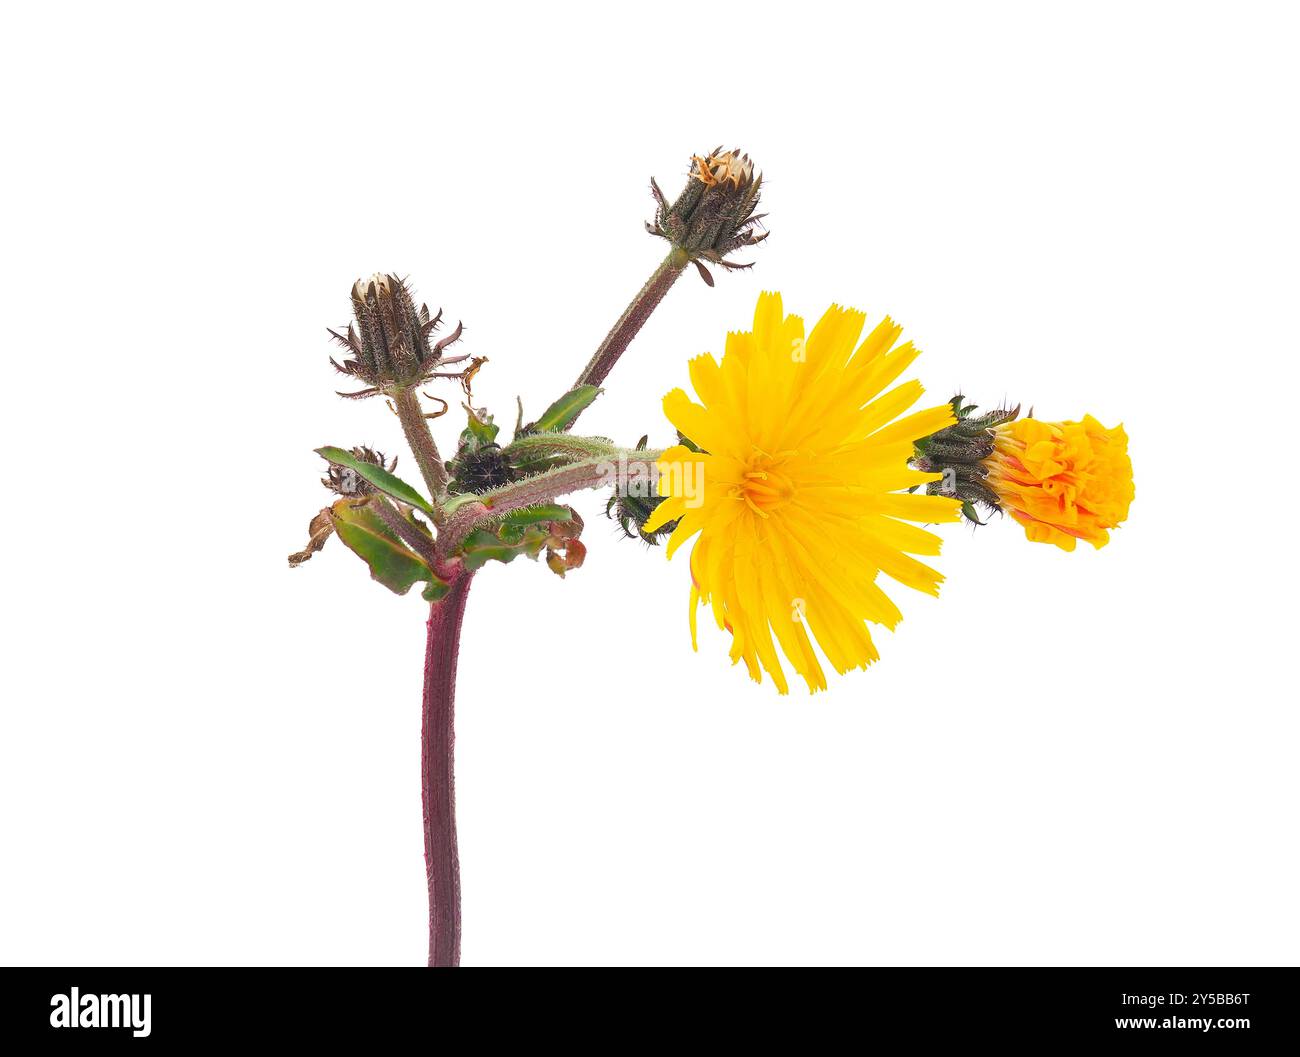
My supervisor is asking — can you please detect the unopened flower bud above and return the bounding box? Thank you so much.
[984,414,1134,551]
[329,274,463,397]
[607,491,679,545]
[322,446,397,497]
[914,396,1134,550]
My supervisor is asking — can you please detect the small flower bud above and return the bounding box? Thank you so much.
[648,148,767,285]
[606,491,680,545]
[322,446,397,497]
[329,274,463,397]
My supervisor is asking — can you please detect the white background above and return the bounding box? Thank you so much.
[2,2,1297,966]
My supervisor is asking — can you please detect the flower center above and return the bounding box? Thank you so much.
[730,448,795,518]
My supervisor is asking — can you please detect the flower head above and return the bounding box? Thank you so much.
[648,147,766,285]
[645,292,961,694]
[985,416,1134,550]
[329,274,463,397]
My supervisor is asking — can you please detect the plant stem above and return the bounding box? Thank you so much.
[392,387,449,518]
[435,451,664,559]
[372,495,438,565]
[567,247,689,418]
[423,570,473,967]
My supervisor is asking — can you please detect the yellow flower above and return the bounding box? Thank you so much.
[644,292,961,694]
[985,416,1134,551]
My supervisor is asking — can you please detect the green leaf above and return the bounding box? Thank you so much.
[442,493,485,515]
[328,500,449,598]
[460,411,499,448]
[458,525,550,571]
[520,530,549,559]
[329,503,431,595]
[422,579,452,602]
[315,447,434,515]
[459,528,526,571]
[532,385,601,432]
[500,504,571,527]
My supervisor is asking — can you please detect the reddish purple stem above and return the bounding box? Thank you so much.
[422,571,473,967]
[570,250,687,398]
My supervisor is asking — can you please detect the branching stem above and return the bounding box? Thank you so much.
[371,495,438,565]
[436,450,663,559]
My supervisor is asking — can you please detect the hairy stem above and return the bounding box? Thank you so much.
[436,451,663,559]
[372,495,438,565]
[392,388,449,517]
[565,248,688,426]
[501,434,620,463]
[423,571,473,967]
